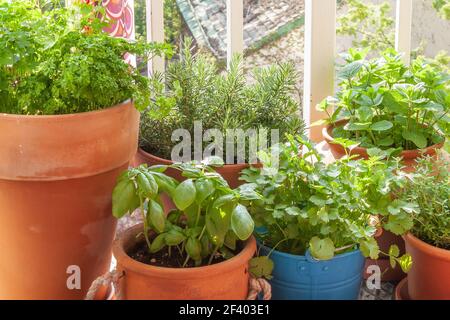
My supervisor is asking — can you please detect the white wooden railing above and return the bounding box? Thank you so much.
[105,0,413,142]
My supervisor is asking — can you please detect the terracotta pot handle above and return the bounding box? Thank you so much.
[84,269,124,300]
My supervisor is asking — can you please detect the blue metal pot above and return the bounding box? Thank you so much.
[259,244,364,300]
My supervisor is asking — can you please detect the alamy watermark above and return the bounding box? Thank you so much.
[66,265,81,290]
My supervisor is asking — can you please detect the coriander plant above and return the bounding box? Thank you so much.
[319,48,450,152]
[0,0,171,115]
[112,157,260,267]
[240,135,413,272]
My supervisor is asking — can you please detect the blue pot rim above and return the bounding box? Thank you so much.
[258,241,362,263]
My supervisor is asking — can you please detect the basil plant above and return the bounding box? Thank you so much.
[240,136,414,272]
[112,158,260,267]
[318,48,449,152]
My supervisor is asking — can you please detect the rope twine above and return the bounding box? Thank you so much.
[84,269,123,300]
[85,270,271,300]
[247,276,272,300]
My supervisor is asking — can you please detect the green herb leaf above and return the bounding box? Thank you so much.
[360,237,380,259]
[112,180,139,218]
[231,204,254,240]
[173,179,196,210]
[150,233,166,253]
[249,256,274,280]
[371,120,393,131]
[309,237,335,260]
[402,130,427,149]
[137,172,158,199]
[195,178,215,205]
[148,199,165,233]
[338,61,363,80]
[398,253,413,273]
[165,229,186,246]
[186,237,202,261]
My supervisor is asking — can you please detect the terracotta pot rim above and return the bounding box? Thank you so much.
[137,147,259,168]
[0,100,132,120]
[0,100,138,182]
[394,277,409,300]
[404,232,450,261]
[113,223,257,279]
[323,119,445,159]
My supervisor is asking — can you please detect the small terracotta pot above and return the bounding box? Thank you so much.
[323,119,444,172]
[113,224,256,300]
[0,101,139,299]
[133,147,259,189]
[404,232,450,300]
[395,277,410,300]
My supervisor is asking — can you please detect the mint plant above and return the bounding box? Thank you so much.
[112,158,260,267]
[0,0,171,115]
[318,49,450,152]
[240,136,414,272]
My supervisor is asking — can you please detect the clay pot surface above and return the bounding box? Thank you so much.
[405,232,450,300]
[133,147,260,189]
[113,224,256,300]
[395,277,410,300]
[0,101,139,299]
[323,119,444,172]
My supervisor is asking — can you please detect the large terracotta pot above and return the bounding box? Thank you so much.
[404,233,450,300]
[133,147,258,189]
[113,224,256,300]
[0,101,139,299]
[323,119,444,172]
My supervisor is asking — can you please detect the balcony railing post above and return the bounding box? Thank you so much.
[226,0,244,68]
[146,0,165,75]
[395,0,413,65]
[303,0,336,142]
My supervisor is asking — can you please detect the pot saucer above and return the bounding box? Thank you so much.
[395,277,411,300]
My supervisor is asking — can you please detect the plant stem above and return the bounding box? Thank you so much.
[368,129,377,145]
[182,253,190,268]
[140,198,152,251]
[208,244,220,265]
[198,225,206,241]
[195,206,201,226]
[267,238,289,258]
[335,243,355,252]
